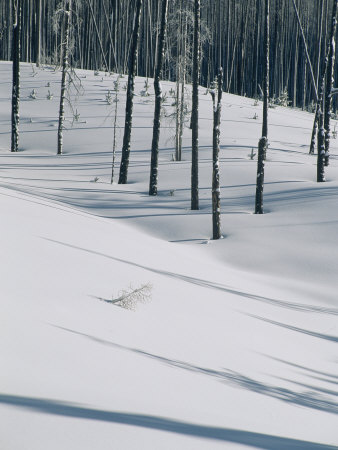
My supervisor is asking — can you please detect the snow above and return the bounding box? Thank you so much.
[0,61,338,450]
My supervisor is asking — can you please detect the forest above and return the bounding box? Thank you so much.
[1,0,337,110]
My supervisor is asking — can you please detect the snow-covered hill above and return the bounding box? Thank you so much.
[0,62,337,449]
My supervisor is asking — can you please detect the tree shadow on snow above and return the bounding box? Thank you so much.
[0,393,336,449]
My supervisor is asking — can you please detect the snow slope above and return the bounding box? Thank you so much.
[0,61,337,449]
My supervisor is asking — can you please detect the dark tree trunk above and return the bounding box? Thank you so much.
[317,99,326,182]
[148,0,168,196]
[324,0,338,166]
[262,0,269,156]
[35,0,41,66]
[57,0,71,155]
[118,0,143,184]
[315,0,338,180]
[11,0,21,153]
[255,0,269,214]
[191,0,200,210]
[211,68,223,240]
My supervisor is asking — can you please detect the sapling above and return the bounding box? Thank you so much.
[249,148,256,159]
[29,89,37,99]
[101,284,152,311]
[106,90,112,104]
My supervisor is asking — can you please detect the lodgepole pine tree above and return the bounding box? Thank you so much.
[11,0,21,153]
[255,0,269,214]
[191,0,200,210]
[324,0,338,167]
[35,0,42,67]
[57,0,71,155]
[149,0,168,196]
[210,68,223,240]
[118,0,143,184]
[316,0,338,181]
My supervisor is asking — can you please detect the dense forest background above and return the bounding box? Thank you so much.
[0,0,337,111]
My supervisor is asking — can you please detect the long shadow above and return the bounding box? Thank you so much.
[52,325,338,416]
[0,393,336,449]
[249,315,338,343]
[43,238,338,317]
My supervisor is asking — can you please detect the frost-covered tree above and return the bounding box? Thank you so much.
[57,0,72,155]
[210,68,223,240]
[255,0,269,214]
[191,0,200,211]
[118,0,143,184]
[11,0,21,153]
[149,0,168,196]
[324,0,338,167]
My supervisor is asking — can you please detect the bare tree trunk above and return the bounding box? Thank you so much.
[11,0,21,153]
[191,0,200,210]
[316,0,338,180]
[57,0,71,155]
[261,0,269,159]
[149,0,168,196]
[255,0,269,214]
[324,0,338,166]
[35,0,41,66]
[118,0,143,184]
[211,68,223,239]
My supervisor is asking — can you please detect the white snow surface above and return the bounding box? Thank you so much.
[0,62,338,449]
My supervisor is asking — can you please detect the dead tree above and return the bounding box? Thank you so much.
[191,0,200,210]
[57,0,71,155]
[324,0,338,167]
[149,0,168,196]
[118,0,143,184]
[255,0,269,214]
[316,0,338,181]
[210,68,223,240]
[11,0,21,153]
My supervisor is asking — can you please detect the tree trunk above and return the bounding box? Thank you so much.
[57,0,71,155]
[211,68,223,239]
[324,0,338,166]
[255,0,269,214]
[35,0,41,66]
[262,0,269,153]
[315,0,338,180]
[148,0,168,196]
[191,0,200,210]
[11,0,21,153]
[118,0,143,184]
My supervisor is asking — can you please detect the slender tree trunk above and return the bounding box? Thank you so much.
[191,0,200,210]
[291,0,318,101]
[148,0,168,196]
[211,68,223,239]
[317,98,326,182]
[255,0,269,214]
[11,0,21,153]
[315,0,338,180]
[118,0,143,184]
[262,0,269,159]
[35,0,41,66]
[324,0,338,166]
[57,0,71,155]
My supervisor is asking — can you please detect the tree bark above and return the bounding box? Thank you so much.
[148,0,168,196]
[191,0,200,210]
[118,0,143,184]
[255,0,269,213]
[211,68,223,239]
[11,0,21,153]
[324,0,338,166]
[57,0,71,155]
